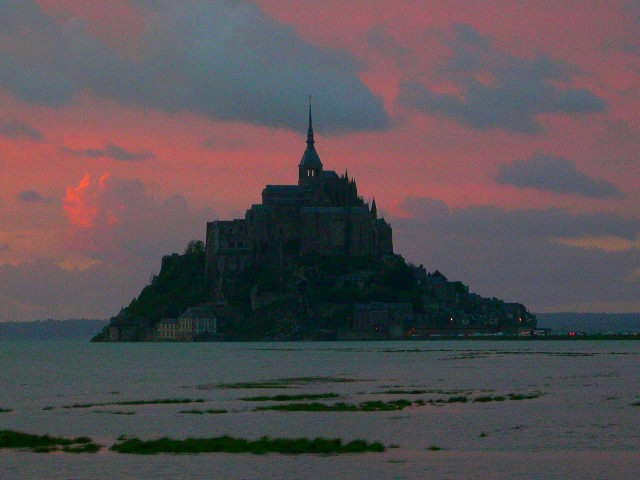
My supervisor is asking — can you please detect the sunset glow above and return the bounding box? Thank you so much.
[1,0,639,320]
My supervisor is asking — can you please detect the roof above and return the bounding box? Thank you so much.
[157,318,178,325]
[179,306,216,319]
[264,185,302,195]
[262,185,305,206]
[299,101,323,168]
[299,144,322,168]
[301,206,369,214]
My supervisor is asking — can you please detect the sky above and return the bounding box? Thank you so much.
[0,0,639,321]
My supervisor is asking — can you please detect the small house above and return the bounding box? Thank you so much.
[177,306,217,341]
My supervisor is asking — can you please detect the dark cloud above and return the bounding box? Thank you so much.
[0,259,143,321]
[398,196,639,239]
[394,197,640,311]
[61,143,156,162]
[203,137,247,151]
[17,189,51,203]
[0,120,43,141]
[627,0,640,22]
[613,2,640,54]
[0,0,389,134]
[398,24,605,134]
[367,25,413,67]
[497,154,625,198]
[0,243,9,252]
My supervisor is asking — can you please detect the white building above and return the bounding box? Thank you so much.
[177,306,217,341]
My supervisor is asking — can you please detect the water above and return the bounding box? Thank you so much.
[1,340,639,479]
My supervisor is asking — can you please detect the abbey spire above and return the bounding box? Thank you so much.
[299,96,323,185]
[306,95,315,146]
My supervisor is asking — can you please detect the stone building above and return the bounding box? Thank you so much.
[349,302,413,339]
[206,104,393,297]
[155,307,217,341]
[156,318,178,340]
[177,306,217,341]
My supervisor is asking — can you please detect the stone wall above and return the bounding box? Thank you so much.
[300,207,373,256]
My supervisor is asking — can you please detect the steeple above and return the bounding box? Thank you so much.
[299,96,323,186]
[371,197,377,219]
[306,95,314,146]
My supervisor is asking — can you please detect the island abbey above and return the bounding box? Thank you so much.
[205,104,393,296]
[95,103,537,343]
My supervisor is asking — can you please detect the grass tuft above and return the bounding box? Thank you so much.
[381,389,427,395]
[63,398,205,409]
[93,410,136,415]
[473,396,494,403]
[62,443,101,453]
[507,393,541,401]
[474,393,541,403]
[0,430,99,453]
[217,377,360,389]
[241,393,340,402]
[180,409,227,415]
[446,396,468,403]
[255,399,412,412]
[110,435,385,455]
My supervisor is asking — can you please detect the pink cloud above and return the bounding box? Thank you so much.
[62,172,213,264]
[63,173,112,229]
[0,1,638,315]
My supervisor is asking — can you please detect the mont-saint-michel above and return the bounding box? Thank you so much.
[93,106,535,342]
[4,3,640,479]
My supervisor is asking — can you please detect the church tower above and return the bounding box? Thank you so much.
[299,98,323,187]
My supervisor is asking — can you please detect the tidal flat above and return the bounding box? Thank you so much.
[0,340,638,479]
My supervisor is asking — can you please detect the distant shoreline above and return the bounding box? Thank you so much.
[1,315,639,342]
[96,334,640,342]
[0,319,108,341]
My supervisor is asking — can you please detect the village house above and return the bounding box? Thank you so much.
[156,318,178,340]
[341,302,413,340]
[154,307,217,341]
[176,306,217,341]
